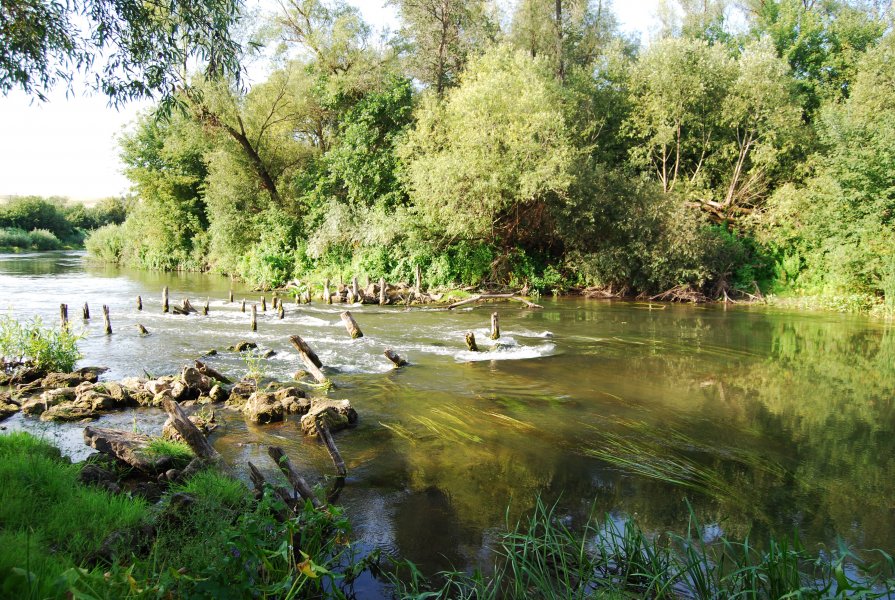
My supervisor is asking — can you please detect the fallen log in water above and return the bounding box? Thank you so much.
[268,446,321,509]
[162,399,228,473]
[317,423,347,477]
[194,360,231,384]
[448,293,543,310]
[289,335,328,384]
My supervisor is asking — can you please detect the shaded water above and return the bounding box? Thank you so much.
[3,251,895,593]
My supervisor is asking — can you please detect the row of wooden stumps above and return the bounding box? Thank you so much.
[60,303,112,335]
[464,312,500,352]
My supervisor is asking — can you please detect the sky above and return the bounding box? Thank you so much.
[0,0,659,201]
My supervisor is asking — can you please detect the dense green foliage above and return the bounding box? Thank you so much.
[0,314,82,372]
[78,0,895,312]
[0,196,129,250]
[0,433,357,599]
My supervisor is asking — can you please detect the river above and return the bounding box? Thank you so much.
[3,250,895,594]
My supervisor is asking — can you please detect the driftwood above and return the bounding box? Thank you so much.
[384,349,407,367]
[181,298,198,314]
[340,311,363,339]
[267,446,321,509]
[202,299,209,316]
[162,287,169,313]
[83,426,172,473]
[162,399,225,470]
[194,360,231,384]
[261,296,267,312]
[465,332,479,352]
[448,293,543,310]
[649,285,707,303]
[102,305,112,335]
[317,423,347,477]
[289,335,327,384]
[490,312,500,340]
[247,461,292,519]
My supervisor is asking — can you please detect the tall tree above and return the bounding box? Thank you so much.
[0,0,244,105]
[389,0,496,96]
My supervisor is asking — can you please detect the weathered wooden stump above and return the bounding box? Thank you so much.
[137,324,149,335]
[202,299,209,316]
[384,349,408,367]
[490,312,500,340]
[102,305,112,335]
[465,332,479,352]
[278,303,285,319]
[324,279,331,304]
[251,304,257,332]
[82,302,90,320]
[228,290,233,303]
[340,311,363,339]
[289,335,327,385]
[60,304,68,329]
[261,296,267,312]
[162,286,169,313]
[241,299,246,313]
[136,295,142,311]
[379,277,386,305]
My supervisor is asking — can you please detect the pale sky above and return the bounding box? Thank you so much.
[0,1,659,201]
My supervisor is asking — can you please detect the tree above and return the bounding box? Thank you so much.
[400,45,573,248]
[389,0,496,96]
[0,0,244,105]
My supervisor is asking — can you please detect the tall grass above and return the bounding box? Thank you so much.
[387,498,895,599]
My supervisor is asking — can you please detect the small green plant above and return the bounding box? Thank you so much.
[242,348,266,387]
[145,438,193,469]
[0,315,82,372]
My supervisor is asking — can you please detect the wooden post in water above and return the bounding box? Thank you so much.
[289,335,328,385]
[102,305,112,335]
[267,447,321,508]
[465,332,479,352]
[241,299,246,313]
[82,302,90,320]
[317,424,347,476]
[351,276,358,301]
[414,264,422,293]
[162,287,169,313]
[273,292,279,309]
[228,290,234,303]
[60,304,68,329]
[384,349,408,367]
[261,296,267,312]
[340,311,363,339]
[347,289,355,304]
[324,279,331,304]
[379,277,386,306]
[202,299,209,316]
[137,324,149,335]
[490,312,500,340]
[278,303,285,319]
[136,296,142,311]
[251,304,257,332]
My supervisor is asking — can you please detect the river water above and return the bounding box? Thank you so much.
[3,251,895,592]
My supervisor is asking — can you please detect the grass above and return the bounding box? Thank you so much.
[386,498,895,599]
[145,438,194,469]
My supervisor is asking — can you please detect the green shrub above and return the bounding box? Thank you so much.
[0,315,82,372]
[0,227,32,249]
[28,228,62,250]
[85,223,126,263]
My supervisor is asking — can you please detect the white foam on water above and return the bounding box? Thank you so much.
[455,342,556,362]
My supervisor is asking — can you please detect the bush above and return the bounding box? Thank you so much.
[85,223,126,263]
[0,227,32,249]
[0,315,82,372]
[28,228,62,250]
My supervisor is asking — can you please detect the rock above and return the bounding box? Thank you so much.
[80,390,118,411]
[9,367,46,385]
[229,341,258,352]
[145,379,171,395]
[300,399,357,436]
[208,384,228,403]
[204,349,218,357]
[42,372,88,389]
[195,361,231,384]
[274,387,310,415]
[21,387,74,415]
[242,392,283,424]
[0,401,18,421]
[15,379,43,394]
[103,382,130,403]
[41,402,99,422]
[260,349,276,358]
[226,380,255,407]
[150,391,173,407]
[83,426,176,473]
[120,376,147,391]
[79,463,121,494]
[181,366,210,393]
[169,380,189,401]
[75,381,95,395]
[74,366,107,382]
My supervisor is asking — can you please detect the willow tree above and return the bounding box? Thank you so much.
[400,45,573,251]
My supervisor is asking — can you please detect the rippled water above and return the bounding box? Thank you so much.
[3,251,895,596]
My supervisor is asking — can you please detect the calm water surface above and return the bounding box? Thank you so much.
[3,251,895,594]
